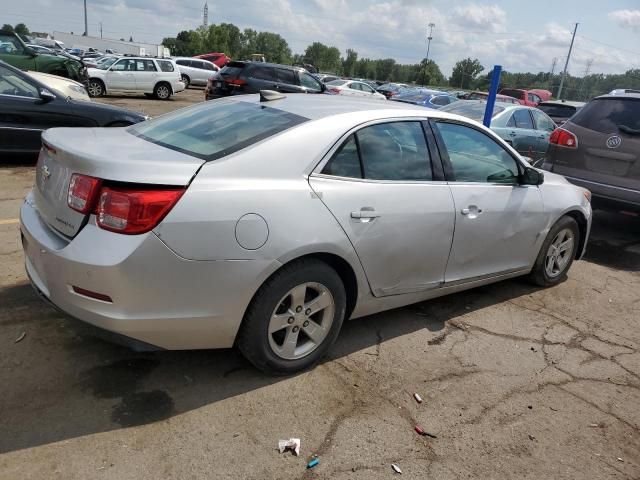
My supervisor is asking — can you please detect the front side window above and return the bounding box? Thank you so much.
[322,122,432,181]
[130,101,308,161]
[435,122,519,184]
[361,84,374,93]
[192,60,206,70]
[348,82,361,91]
[0,65,39,97]
[0,35,24,55]
[299,72,322,91]
[204,62,216,71]
[431,95,450,106]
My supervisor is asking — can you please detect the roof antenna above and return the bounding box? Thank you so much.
[260,90,287,102]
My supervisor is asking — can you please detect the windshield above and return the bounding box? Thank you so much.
[393,92,431,102]
[97,57,118,70]
[440,101,505,122]
[130,100,309,161]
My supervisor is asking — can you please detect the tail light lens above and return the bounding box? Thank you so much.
[97,187,185,234]
[68,174,102,214]
[226,78,246,86]
[328,87,341,94]
[550,128,578,148]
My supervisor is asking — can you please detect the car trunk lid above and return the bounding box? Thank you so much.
[34,127,204,238]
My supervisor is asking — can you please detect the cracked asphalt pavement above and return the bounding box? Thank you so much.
[1,89,639,479]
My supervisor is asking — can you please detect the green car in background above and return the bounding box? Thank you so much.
[0,30,86,82]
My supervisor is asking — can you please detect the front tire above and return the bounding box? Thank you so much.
[154,82,171,100]
[181,74,190,89]
[529,216,580,287]
[87,79,104,97]
[237,259,346,375]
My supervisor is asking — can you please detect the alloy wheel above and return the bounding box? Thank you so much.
[156,85,170,99]
[87,81,102,97]
[545,228,575,278]
[267,282,335,360]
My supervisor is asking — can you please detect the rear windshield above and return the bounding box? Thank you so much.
[440,101,505,122]
[537,104,578,118]
[220,62,246,77]
[130,100,308,161]
[326,79,347,86]
[570,98,640,133]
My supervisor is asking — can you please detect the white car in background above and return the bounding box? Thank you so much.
[86,57,184,100]
[325,79,386,100]
[173,57,219,88]
[25,71,90,101]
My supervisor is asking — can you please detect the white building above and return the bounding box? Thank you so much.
[52,32,170,57]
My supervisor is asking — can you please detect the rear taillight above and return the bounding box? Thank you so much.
[226,78,246,86]
[328,87,341,94]
[68,174,102,214]
[549,128,578,148]
[96,187,185,234]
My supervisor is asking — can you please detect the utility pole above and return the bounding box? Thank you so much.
[83,0,88,36]
[578,59,594,100]
[421,23,435,85]
[100,22,103,39]
[557,23,578,100]
[203,2,209,29]
[548,57,558,88]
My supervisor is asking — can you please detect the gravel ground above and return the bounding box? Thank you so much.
[1,88,638,479]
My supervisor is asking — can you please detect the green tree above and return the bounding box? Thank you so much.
[303,42,340,72]
[342,48,358,77]
[14,23,29,36]
[252,32,291,64]
[1,24,14,33]
[418,59,445,86]
[450,58,484,89]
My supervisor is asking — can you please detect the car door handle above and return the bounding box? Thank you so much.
[508,131,517,137]
[351,209,380,221]
[461,206,482,215]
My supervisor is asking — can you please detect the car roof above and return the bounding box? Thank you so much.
[232,61,306,72]
[224,92,463,121]
[594,93,640,100]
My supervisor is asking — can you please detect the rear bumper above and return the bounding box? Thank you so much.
[20,191,275,350]
[173,81,186,93]
[542,166,640,211]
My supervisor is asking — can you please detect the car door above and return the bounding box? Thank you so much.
[309,120,455,297]
[298,71,324,94]
[530,108,557,160]
[0,64,91,154]
[0,33,36,70]
[500,108,540,157]
[275,68,303,93]
[359,82,379,98]
[106,59,137,90]
[132,59,158,91]
[189,60,208,85]
[430,120,545,283]
[347,82,365,97]
[246,65,277,92]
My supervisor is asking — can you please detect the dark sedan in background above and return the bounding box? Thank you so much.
[0,61,146,159]
[390,89,458,109]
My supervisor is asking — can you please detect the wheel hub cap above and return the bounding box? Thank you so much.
[267,282,335,360]
[545,228,574,278]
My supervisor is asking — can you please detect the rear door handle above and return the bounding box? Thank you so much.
[461,206,482,216]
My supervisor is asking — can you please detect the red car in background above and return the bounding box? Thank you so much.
[194,52,231,68]
[499,88,552,106]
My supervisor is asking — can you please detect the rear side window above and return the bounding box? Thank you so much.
[250,66,276,81]
[570,98,640,133]
[130,101,308,161]
[157,60,174,72]
[322,122,432,181]
[501,89,524,100]
[538,104,577,118]
[220,63,246,77]
[275,68,295,84]
[509,109,534,129]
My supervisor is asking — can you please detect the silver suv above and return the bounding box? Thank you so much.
[542,93,640,212]
[173,57,219,88]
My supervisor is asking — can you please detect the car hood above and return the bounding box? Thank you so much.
[68,97,147,121]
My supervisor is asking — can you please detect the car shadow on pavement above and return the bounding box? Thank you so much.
[583,210,640,272]
[0,277,542,454]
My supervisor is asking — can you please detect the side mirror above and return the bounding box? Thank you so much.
[521,167,544,186]
[521,155,534,165]
[27,48,38,57]
[39,88,56,103]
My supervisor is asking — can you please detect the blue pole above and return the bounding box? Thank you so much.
[483,65,502,127]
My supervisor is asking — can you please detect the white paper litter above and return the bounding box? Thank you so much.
[392,463,402,474]
[278,438,300,456]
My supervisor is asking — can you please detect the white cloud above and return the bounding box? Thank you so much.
[609,9,640,30]
[450,3,507,33]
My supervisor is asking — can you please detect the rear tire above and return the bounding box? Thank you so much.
[529,216,580,287]
[237,259,346,375]
[181,74,190,89]
[87,79,105,97]
[154,82,171,100]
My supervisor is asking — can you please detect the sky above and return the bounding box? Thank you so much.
[4,0,640,76]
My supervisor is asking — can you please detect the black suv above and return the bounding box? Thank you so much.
[205,61,325,100]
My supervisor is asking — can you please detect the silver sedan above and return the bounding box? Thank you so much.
[20,93,592,374]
